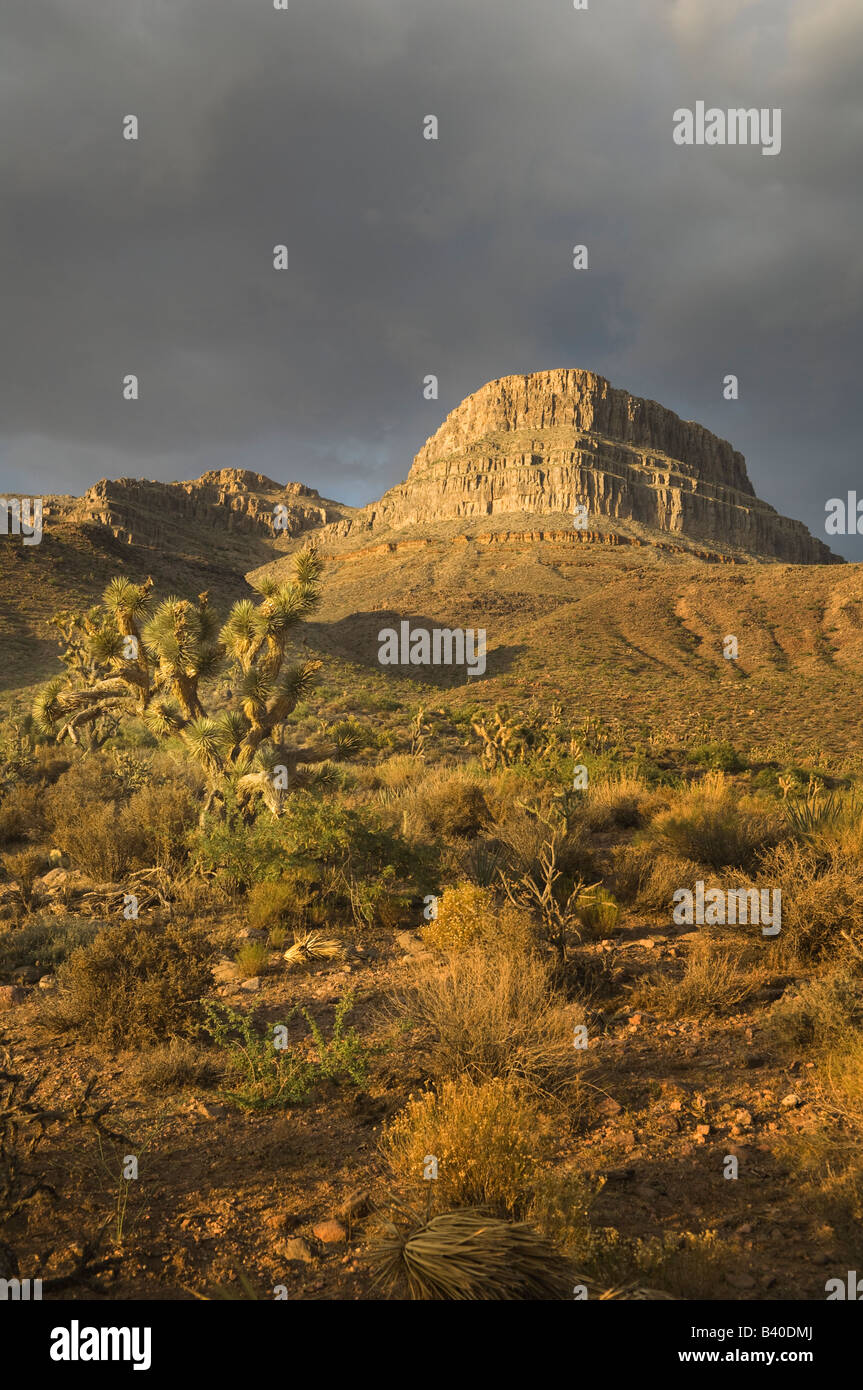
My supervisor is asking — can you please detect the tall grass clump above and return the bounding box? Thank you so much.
[643,772,781,871]
[392,948,584,1102]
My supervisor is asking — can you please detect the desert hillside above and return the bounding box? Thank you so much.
[1,374,861,1307]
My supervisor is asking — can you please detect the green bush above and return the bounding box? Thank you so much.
[247,881,296,932]
[234,941,270,978]
[203,992,370,1110]
[43,919,214,1050]
[0,913,100,977]
[577,888,621,938]
[688,742,747,773]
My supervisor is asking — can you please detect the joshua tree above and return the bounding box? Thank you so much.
[34,547,357,817]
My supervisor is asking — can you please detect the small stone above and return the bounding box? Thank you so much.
[597,1096,622,1117]
[237,927,268,942]
[239,976,261,993]
[781,1093,800,1109]
[736,1223,753,1235]
[734,1109,753,1128]
[669,1099,683,1112]
[312,1219,346,1244]
[282,1237,314,1263]
[395,930,425,955]
[0,985,26,1010]
[192,1100,229,1120]
[695,1123,711,1137]
[213,959,240,984]
[725,1271,756,1291]
[655,1114,680,1134]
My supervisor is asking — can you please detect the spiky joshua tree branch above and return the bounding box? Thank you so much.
[33,547,351,817]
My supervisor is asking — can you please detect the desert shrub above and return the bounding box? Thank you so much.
[281,793,418,893]
[688,742,747,773]
[771,970,863,1049]
[2,849,46,907]
[393,948,584,1101]
[203,992,369,1110]
[633,1230,736,1301]
[401,770,491,840]
[527,1168,602,1260]
[45,765,200,880]
[608,844,698,913]
[643,772,781,870]
[192,804,284,889]
[583,773,648,831]
[448,837,505,887]
[822,1032,863,1129]
[203,1004,314,1109]
[494,802,596,881]
[761,840,863,962]
[302,993,371,1087]
[773,1032,863,1224]
[43,919,214,1050]
[577,888,621,938]
[346,866,406,930]
[128,1038,217,1093]
[373,754,424,791]
[633,934,763,1019]
[195,791,415,899]
[246,881,296,932]
[783,788,863,864]
[42,756,118,816]
[381,1076,552,1215]
[0,913,100,977]
[0,784,44,846]
[529,1173,732,1298]
[421,883,538,955]
[234,941,270,978]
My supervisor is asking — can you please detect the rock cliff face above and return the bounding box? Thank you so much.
[59,470,352,552]
[326,370,838,564]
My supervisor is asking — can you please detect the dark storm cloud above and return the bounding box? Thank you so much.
[0,0,861,555]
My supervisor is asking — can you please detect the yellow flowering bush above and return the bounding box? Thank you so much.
[381,1076,552,1214]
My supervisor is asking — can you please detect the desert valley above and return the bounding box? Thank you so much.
[1,370,862,1303]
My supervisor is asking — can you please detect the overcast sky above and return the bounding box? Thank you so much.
[1,0,861,556]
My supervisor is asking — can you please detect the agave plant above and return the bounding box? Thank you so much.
[369,1204,574,1301]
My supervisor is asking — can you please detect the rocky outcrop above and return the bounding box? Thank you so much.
[59,470,352,551]
[325,528,748,566]
[324,370,839,565]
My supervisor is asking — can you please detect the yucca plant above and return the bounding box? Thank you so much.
[369,1204,574,1301]
[283,931,342,969]
[574,1275,677,1301]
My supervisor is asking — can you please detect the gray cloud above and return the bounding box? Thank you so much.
[0,0,861,555]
